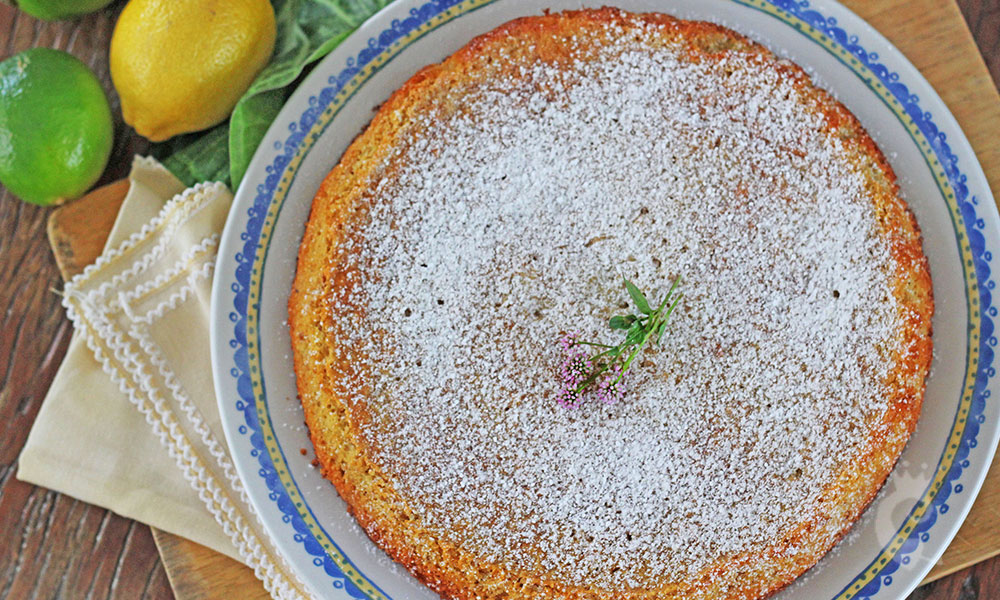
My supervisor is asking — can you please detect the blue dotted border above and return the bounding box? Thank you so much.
[763,2,993,597]
[224,1,997,598]
[228,3,469,596]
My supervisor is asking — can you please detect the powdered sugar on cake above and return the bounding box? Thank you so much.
[320,20,907,588]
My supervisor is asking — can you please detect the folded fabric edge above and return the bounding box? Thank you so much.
[103,156,187,252]
[15,446,244,563]
[56,178,311,600]
[66,181,229,293]
[64,297,307,600]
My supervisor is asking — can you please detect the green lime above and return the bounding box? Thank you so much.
[0,48,113,206]
[15,0,114,21]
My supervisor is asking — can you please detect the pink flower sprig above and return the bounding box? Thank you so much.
[557,276,682,407]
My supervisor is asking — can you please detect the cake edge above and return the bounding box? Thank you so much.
[287,7,934,600]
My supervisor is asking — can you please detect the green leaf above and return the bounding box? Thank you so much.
[229,89,286,185]
[624,277,652,314]
[608,315,635,330]
[227,0,391,186]
[156,124,231,187]
[158,0,392,188]
[656,292,683,344]
[625,322,645,345]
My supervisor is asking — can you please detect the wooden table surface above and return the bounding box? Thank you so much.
[1,1,999,599]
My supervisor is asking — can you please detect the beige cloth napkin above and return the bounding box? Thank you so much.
[17,157,308,600]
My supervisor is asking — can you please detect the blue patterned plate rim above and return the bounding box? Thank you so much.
[209,1,1000,598]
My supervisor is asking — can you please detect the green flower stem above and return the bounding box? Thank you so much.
[574,341,616,349]
[612,292,681,386]
[569,275,683,395]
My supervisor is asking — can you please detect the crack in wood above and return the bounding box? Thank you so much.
[107,520,137,600]
[960,573,980,600]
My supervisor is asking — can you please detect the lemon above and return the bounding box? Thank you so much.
[0,48,113,206]
[16,0,114,21]
[110,0,277,142]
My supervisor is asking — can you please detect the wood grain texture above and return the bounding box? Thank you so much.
[151,530,269,600]
[46,179,129,280]
[1,1,999,599]
[44,178,267,600]
[957,0,1000,88]
[853,0,1000,588]
[0,3,164,600]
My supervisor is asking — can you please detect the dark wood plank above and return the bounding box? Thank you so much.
[0,1,998,599]
[957,0,1000,89]
[0,3,165,600]
[911,556,1000,600]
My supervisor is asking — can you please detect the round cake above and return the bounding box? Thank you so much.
[288,8,933,600]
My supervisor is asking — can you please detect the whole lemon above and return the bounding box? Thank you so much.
[16,0,115,21]
[0,48,113,206]
[110,0,276,142]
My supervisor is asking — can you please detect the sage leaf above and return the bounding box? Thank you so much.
[157,124,230,187]
[609,315,628,330]
[624,277,652,314]
[157,0,392,188]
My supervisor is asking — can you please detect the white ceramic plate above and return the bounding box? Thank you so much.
[210,1,1000,598]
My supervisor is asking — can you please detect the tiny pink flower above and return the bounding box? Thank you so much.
[557,332,588,408]
[596,363,626,405]
[552,276,682,409]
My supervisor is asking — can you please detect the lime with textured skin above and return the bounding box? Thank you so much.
[15,0,114,21]
[0,48,114,206]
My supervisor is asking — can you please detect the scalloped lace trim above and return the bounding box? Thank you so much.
[62,183,310,600]
[69,182,225,300]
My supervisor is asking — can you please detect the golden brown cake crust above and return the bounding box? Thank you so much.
[289,8,933,600]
